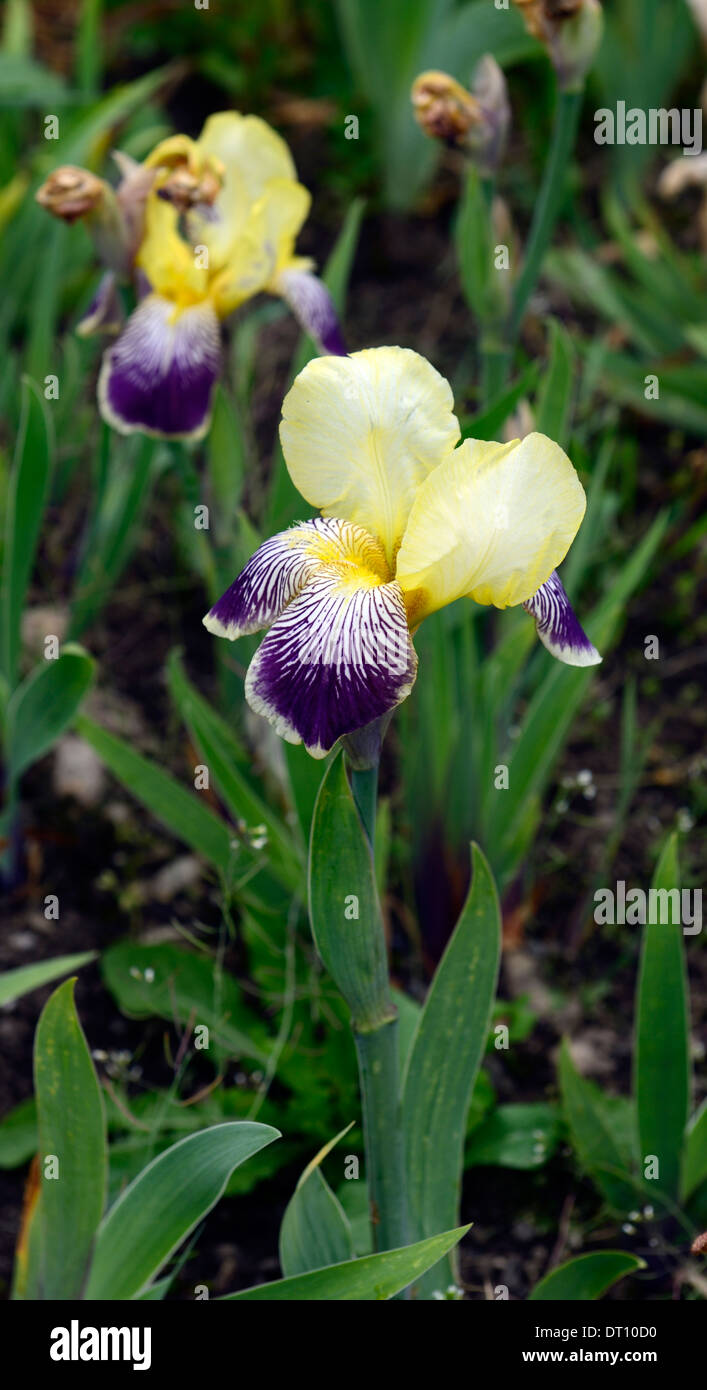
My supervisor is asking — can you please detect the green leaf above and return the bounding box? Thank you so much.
[85,1122,280,1300]
[33,979,106,1299]
[308,753,392,1030]
[0,951,95,1008]
[529,1251,645,1301]
[456,166,496,323]
[279,1126,355,1277]
[75,714,236,876]
[682,1101,707,1203]
[6,644,95,780]
[461,361,540,442]
[559,1041,637,1212]
[69,435,157,638]
[465,1103,561,1170]
[402,843,500,1296]
[221,1225,470,1301]
[534,319,575,447]
[101,941,270,1064]
[634,833,690,1203]
[0,378,53,687]
[0,1097,37,1168]
[166,649,302,892]
[487,509,669,885]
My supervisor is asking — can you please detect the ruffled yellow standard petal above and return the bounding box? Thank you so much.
[395,432,587,622]
[210,179,311,317]
[196,112,297,201]
[279,348,461,570]
[136,194,209,305]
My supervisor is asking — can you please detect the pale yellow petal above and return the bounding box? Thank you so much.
[395,432,587,620]
[279,347,461,568]
[197,113,297,199]
[136,194,209,303]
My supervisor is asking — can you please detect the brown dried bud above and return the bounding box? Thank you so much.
[691,1230,707,1256]
[513,0,603,89]
[156,163,223,213]
[411,71,484,145]
[35,166,107,222]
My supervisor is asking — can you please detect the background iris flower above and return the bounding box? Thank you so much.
[205,346,600,757]
[38,112,345,441]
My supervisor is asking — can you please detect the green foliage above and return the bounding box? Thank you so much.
[6,644,95,781]
[279,1128,355,1277]
[402,844,500,1295]
[309,754,393,1031]
[85,1122,280,1300]
[0,378,53,689]
[31,979,106,1300]
[222,1226,470,1301]
[530,1251,645,1302]
[560,834,700,1231]
[0,952,95,1008]
[634,833,690,1205]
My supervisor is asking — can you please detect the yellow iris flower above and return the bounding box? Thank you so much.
[38,112,346,440]
[205,347,600,758]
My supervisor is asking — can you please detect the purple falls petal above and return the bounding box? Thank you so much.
[524,570,601,667]
[276,267,347,355]
[98,293,221,440]
[203,517,387,641]
[76,271,124,338]
[245,573,417,757]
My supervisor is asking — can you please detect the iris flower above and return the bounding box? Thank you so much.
[204,348,600,758]
[38,113,344,441]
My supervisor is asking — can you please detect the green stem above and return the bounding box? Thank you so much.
[349,761,408,1261]
[507,87,583,346]
[350,764,378,844]
[354,1021,407,1254]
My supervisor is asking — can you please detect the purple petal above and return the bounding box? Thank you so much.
[98,294,221,440]
[203,517,387,640]
[524,570,601,667]
[245,572,417,757]
[76,272,124,338]
[276,267,347,355]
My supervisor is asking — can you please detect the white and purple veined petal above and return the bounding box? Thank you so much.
[523,570,601,667]
[276,267,347,355]
[244,570,418,757]
[76,271,124,338]
[98,293,222,441]
[203,517,388,640]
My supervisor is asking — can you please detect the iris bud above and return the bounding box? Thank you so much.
[514,0,603,90]
[412,57,510,174]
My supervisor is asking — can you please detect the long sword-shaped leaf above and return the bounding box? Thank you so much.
[32,979,106,1299]
[402,843,500,1297]
[75,714,235,875]
[530,1251,644,1301]
[0,952,95,1008]
[558,1041,637,1213]
[221,1226,470,1300]
[166,649,302,891]
[279,1125,355,1277]
[1,377,53,687]
[85,1122,279,1300]
[7,645,94,780]
[634,833,690,1203]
